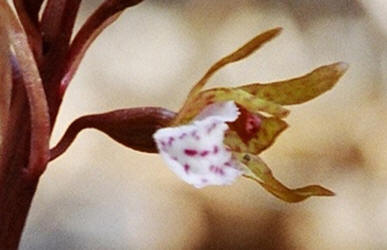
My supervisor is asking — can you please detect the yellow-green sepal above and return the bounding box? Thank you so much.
[238,62,348,105]
[236,153,335,202]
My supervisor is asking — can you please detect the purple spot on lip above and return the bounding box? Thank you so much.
[213,145,219,154]
[200,150,210,157]
[191,130,200,140]
[210,165,225,175]
[168,137,175,146]
[201,178,208,183]
[224,161,232,167]
[207,122,217,134]
[179,133,187,139]
[184,149,198,156]
[184,164,190,173]
[159,141,168,151]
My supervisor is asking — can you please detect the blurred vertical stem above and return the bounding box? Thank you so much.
[0,1,49,248]
[0,56,40,250]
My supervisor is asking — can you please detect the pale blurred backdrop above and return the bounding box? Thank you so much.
[20,0,387,249]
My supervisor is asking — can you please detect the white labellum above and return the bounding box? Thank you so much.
[153,101,243,188]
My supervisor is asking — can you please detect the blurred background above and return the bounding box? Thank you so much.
[20,0,387,249]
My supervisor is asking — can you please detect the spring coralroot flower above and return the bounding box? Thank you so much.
[51,27,348,203]
[152,27,348,202]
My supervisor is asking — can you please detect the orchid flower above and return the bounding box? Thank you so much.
[50,27,347,204]
[152,28,348,202]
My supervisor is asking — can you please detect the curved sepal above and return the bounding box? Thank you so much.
[238,62,348,105]
[187,27,282,99]
[237,153,334,202]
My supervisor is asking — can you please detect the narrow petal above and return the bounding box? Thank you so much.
[238,62,349,105]
[187,27,282,99]
[173,88,288,125]
[237,153,334,202]
[154,102,243,188]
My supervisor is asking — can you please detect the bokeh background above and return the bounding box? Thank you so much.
[20,0,387,249]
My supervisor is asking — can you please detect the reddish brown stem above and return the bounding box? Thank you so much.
[0,3,49,244]
[0,179,39,250]
[0,125,38,250]
[40,0,81,80]
[46,0,144,128]
[18,0,44,26]
[0,2,149,249]
[13,0,43,63]
[0,56,34,250]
